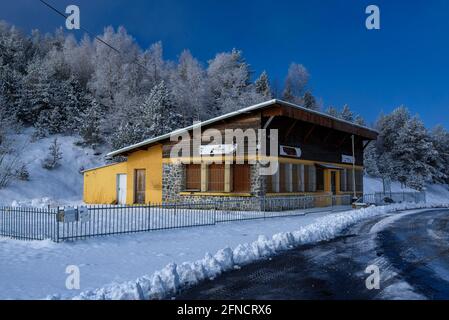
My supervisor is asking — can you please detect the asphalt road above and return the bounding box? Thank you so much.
[176,209,449,300]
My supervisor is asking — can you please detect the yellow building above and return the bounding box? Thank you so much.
[83,100,378,205]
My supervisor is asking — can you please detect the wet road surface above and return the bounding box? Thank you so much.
[176,209,449,300]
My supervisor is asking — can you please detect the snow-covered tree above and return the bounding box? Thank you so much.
[325,106,339,117]
[364,141,380,177]
[340,104,354,122]
[42,138,63,170]
[139,80,184,138]
[171,50,207,122]
[255,71,272,100]
[303,91,318,110]
[88,26,142,114]
[430,125,449,183]
[79,98,104,147]
[392,116,437,190]
[354,115,366,126]
[206,49,263,116]
[282,63,309,105]
[109,121,144,152]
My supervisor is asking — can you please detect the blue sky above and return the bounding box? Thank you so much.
[2,0,448,128]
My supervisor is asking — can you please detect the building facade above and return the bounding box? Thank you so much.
[83,100,378,205]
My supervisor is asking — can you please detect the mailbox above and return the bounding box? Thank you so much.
[78,207,90,222]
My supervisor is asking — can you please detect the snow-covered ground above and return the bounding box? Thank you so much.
[0,210,332,300]
[0,131,103,207]
[364,175,449,203]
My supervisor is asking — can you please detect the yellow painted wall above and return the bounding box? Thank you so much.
[125,144,163,204]
[83,162,127,204]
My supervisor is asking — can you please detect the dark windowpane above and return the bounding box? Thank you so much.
[316,167,324,191]
[304,165,310,192]
[292,165,299,192]
[279,163,287,193]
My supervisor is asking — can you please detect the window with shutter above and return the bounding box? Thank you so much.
[185,164,201,191]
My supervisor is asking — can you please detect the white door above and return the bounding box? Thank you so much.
[117,174,127,204]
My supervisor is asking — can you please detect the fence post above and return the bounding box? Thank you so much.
[56,208,60,243]
[263,196,266,220]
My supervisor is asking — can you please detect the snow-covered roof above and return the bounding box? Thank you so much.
[107,99,378,158]
[82,162,124,173]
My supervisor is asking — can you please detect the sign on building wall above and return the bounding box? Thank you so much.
[199,144,237,156]
[342,154,355,164]
[280,145,302,158]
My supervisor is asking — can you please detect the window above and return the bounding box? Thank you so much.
[208,164,225,192]
[346,170,353,192]
[316,167,324,191]
[134,169,146,204]
[345,169,363,192]
[185,164,201,191]
[355,169,363,192]
[279,163,287,193]
[340,169,347,192]
[292,164,299,192]
[232,164,251,193]
[304,165,316,192]
[266,174,274,193]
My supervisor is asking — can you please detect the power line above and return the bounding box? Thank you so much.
[38,0,149,71]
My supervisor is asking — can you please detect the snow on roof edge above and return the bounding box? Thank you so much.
[107,99,378,158]
[82,162,125,173]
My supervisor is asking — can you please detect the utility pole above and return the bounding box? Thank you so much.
[351,135,357,202]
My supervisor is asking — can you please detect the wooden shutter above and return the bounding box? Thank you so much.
[185,164,201,190]
[134,169,146,204]
[208,164,225,192]
[233,164,251,193]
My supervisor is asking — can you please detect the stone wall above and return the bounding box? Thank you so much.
[162,163,185,202]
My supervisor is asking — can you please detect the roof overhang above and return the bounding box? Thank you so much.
[107,99,379,158]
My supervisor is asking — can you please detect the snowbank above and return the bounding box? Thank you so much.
[56,202,448,300]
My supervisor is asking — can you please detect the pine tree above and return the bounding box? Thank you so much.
[364,141,380,177]
[42,138,63,170]
[374,107,411,181]
[430,125,449,183]
[392,116,437,190]
[139,80,184,138]
[80,98,104,147]
[110,121,144,151]
[325,106,339,117]
[303,91,318,110]
[354,115,366,126]
[206,49,256,115]
[282,63,309,104]
[340,105,354,122]
[255,71,272,99]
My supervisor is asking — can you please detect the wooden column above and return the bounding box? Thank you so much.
[201,163,208,192]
